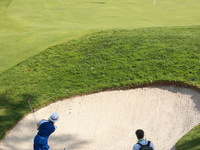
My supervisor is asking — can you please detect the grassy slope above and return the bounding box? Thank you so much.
[1,0,200,72]
[176,123,200,150]
[1,27,200,149]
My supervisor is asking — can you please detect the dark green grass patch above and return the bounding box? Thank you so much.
[0,26,200,149]
[176,123,200,150]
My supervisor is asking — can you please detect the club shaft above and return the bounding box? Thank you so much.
[28,101,38,124]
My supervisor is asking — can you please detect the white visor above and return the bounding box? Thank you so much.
[49,112,59,122]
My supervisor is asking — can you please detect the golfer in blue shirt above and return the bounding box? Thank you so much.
[34,112,59,150]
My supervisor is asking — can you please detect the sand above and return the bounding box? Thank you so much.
[0,86,200,150]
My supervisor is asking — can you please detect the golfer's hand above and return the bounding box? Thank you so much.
[37,123,40,130]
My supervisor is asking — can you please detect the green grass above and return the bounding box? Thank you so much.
[1,27,200,150]
[1,0,200,72]
[176,123,200,150]
[1,0,200,149]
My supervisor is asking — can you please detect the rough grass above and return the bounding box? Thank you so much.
[0,26,200,150]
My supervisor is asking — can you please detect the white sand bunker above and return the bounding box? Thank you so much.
[1,86,200,150]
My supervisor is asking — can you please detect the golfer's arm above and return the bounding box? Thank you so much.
[37,123,40,130]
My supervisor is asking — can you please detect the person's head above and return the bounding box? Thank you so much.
[49,112,59,123]
[135,129,144,140]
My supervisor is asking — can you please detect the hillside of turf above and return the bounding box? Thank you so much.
[0,26,200,149]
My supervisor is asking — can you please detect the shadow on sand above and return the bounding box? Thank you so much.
[0,118,90,150]
[157,85,200,150]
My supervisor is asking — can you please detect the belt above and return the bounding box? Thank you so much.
[37,134,47,139]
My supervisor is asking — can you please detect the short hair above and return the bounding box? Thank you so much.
[135,129,144,139]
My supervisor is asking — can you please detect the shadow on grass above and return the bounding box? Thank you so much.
[89,2,105,4]
[0,90,90,149]
[0,0,13,10]
[0,92,38,139]
[175,136,200,150]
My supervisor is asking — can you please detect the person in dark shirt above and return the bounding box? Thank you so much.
[34,112,59,150]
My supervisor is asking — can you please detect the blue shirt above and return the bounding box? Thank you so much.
[37,119,56,139]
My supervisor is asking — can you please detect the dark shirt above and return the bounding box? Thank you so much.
[37,119,56,139]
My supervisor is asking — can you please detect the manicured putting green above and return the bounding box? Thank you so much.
[7,0,200,28]
[1,0,200,72]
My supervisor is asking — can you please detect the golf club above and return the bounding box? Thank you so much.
[28,98,38,125]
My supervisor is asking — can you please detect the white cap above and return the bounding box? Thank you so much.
[49,112,59,122]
